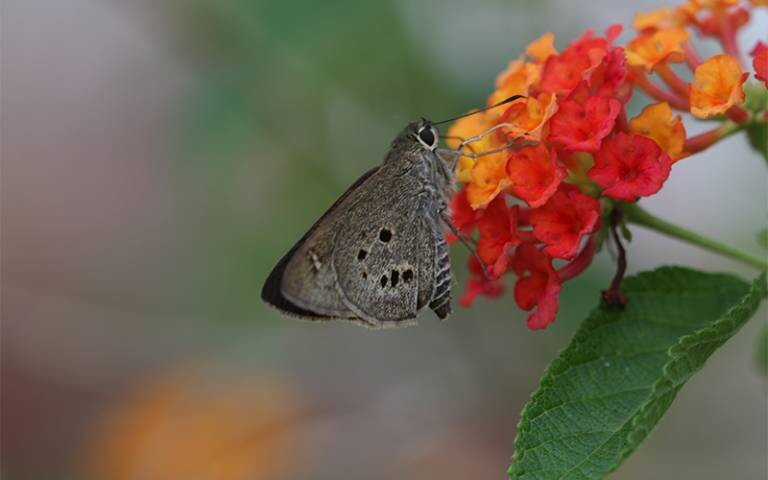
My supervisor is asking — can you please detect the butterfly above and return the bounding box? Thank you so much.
[261,96,525,328]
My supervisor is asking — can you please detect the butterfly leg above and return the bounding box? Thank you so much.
[439,210,490,280]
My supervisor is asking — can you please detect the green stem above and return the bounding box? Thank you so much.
[622,203,768,271]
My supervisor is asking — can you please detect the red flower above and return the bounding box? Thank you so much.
[459,257,505,307]
[548,84,622,152]
[529,185,601,260]
[589,132,672,201]
[449,187,478,237]
[512,243,561,330]
[506,144,565,208]
[539,25,623,96]
[590,47,631,100]
[697,7,749,37]
[752,41,768,84]
[476,197,520,277]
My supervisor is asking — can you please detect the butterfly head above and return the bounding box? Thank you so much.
[392,118,439,153]
[414,119,438,151]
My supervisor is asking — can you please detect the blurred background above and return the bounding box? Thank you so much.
[2,0,766,479]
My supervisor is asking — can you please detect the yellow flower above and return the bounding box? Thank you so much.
[629,102,687,162]
[633,7,691,31]
[446,111,510,209]
[626,28,689,71]
[689,0,740,9]
[487,60,540,108]
[689,54,747,118]
[500,93,558,141]
[526,33,557,63]
[466,154,509,209]
[447,112,494,183]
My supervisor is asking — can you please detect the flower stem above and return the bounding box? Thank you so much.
[629,68,690,111]
[683,121,741,154]
[715,9,743,69]
[602,208,628,307]
[683,41,703,70]
[622,203,767,270]
[656,64,690,98]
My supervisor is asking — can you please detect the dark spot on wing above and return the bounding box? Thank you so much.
[380,274,388,288]
[391,270,399,287]
[403,268,414,283]
[358,249,367,261]
[379,228,392,242]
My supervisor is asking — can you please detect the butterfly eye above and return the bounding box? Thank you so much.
[417,127,436,148]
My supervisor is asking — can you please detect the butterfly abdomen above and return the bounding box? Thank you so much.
[428,233,452,319]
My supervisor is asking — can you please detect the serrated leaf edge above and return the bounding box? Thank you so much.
[620,271,767,461]
[509,267,766,479]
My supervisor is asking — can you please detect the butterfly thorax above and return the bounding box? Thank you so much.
[384,120,454,210]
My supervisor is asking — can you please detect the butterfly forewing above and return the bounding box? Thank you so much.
[262,168,379,322]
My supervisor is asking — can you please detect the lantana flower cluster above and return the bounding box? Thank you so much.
[449,0,767,329]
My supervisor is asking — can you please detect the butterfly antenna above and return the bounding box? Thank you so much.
[433,95,526,126]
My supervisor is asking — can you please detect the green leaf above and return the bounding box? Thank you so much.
[744,82,768,163]
[746,122,768,163]
[757,322,768,376]
[757,228,768,251]
[509,267,767,480]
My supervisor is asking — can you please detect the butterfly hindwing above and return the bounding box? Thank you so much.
[331,171,443,326]
[262,120,454,327]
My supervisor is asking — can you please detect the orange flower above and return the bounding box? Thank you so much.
[83,371,302,480]
[466,152,510,209]
[689,54,747,118]
[446,112,500,184]
[526,33,557,63]
[751,0,768,6]
[629,102,687,162]
[499,93,558,141]
[626,28,689,71]
[689,0,740,9]
[488,60,540,107]
[633,6,695,32]
[446,112,510,207]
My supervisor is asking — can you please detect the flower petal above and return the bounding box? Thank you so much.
[626,27,689,71]
[506,143,565,208]
[629,102,687,162]
[477,197,520,277]
[751,41,768,85]
[526,32,557,63]
[539,25,623,96]
[548,84,621,152]
[690,54,747,118]
[467,154,509,209]
[448,186,478,239]
[511,243,561,330]
[589,132,672,201]
[529,185,601,260]
[633,6,692,32]
[499,92,558,141]
[459,257,505,307]
[488,60,540,107]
